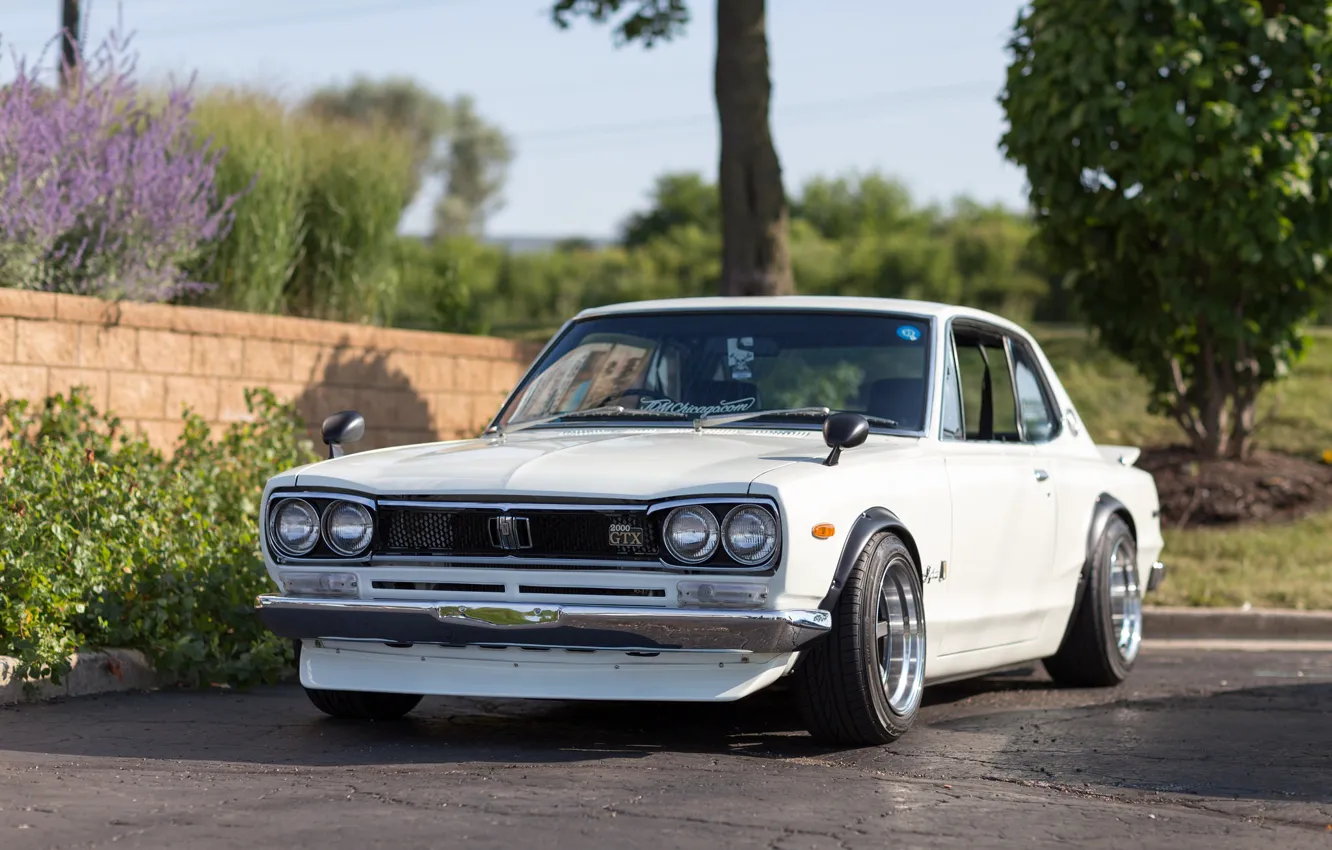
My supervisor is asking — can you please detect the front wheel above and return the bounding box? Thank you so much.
[1044,514,1141,687]
[304,687,423,720]
[294,639,423,720]
[792,531,926,746]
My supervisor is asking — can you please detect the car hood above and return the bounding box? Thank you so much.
[293,427,837,500]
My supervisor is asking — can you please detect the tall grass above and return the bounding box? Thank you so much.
[186,91,305,314]
[184,90,414,323]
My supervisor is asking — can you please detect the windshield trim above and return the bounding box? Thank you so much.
[488,308,939,438]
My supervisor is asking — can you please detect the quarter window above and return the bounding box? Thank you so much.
[951,328,1019,441]
[1013,345,1058,442]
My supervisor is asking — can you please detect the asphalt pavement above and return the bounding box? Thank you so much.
[2,643,1330,849]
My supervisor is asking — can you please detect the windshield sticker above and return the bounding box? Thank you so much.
[640,397,757,416]
[727,337,755,380]
[896,325,922,342]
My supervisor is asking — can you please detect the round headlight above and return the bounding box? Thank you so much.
[324,501,375,556]
[663,505,720,564]
[722,505,778,564]
[271,498,320,557]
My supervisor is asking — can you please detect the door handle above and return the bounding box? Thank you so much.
[1033,469,1050,482]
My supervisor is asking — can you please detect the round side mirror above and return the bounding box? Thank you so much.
[822,412,869,467]
[321,410,365,458]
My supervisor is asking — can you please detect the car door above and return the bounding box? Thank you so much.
[938,322,1057,655]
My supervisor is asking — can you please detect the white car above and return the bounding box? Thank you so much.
[255,297,1165,745]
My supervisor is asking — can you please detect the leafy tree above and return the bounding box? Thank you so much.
[431,95,514,237]
[793,174,918,241]
[552,0,794,295]
[302,78,512,236]
[303,77,449,200]
[1002,0,1332,459]
[621,172,719,247]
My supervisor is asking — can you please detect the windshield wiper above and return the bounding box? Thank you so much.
[695,406,831,429]
[492,405,687,436]
[694,407,900,430]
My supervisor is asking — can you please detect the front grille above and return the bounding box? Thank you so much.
[375,507,660,561]
[381,509,455,551]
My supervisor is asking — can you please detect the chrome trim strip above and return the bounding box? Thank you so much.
[256,595,830,654]
[271,491,379,508]
[645,495,778,515]
[313,637,742,655]
[366,554,775,574]
[377,500,650,512]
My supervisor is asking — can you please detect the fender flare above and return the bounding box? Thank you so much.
[1056,493,1134,646]
[817,507,920,612]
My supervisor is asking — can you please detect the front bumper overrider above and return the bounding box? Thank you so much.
[255,596,832,654]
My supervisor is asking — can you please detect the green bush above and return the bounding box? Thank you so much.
[0,388,317,688]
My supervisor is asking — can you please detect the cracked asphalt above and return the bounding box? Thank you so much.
[2,644,1330,849]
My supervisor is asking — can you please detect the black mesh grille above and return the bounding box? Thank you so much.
[381,509,455,551]
[374,507,660,561]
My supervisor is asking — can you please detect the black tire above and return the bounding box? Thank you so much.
[1044,515,1140,687]
[304,686,424,720]
[294,641,423,720]
[793,531,926,746]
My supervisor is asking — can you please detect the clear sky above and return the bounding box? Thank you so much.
[2,0,1031,239]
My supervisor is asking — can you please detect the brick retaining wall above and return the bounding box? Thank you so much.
[0,290,544,452]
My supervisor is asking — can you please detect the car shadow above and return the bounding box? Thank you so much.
[5,671,1329,809]
[923,681,1332,804]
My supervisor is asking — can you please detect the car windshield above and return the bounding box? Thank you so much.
[496,310,933,432]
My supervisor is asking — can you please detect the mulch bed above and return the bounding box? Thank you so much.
[1137,446,1332,529]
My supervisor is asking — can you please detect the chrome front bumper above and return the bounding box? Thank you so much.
[255,596,832,654]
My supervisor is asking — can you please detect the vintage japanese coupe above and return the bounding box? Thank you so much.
[255,297,1166,745]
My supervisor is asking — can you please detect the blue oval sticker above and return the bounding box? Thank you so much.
[896,325,921,342]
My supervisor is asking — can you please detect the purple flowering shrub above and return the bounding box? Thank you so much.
[0,32,242,301]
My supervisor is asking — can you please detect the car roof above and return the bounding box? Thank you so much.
[572,296,1030,337]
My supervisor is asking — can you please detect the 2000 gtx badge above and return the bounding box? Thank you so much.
[255,296,1166,746]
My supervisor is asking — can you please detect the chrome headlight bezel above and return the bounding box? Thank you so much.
[268,497,321,558]
[264,492,377,562]
[662,505,722,564]
[721,504,779,565]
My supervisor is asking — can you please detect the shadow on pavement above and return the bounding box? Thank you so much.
[927,681,1332,804]
[3,676,1328,807]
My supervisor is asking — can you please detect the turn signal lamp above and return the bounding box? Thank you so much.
[280,571,359,597]
[677,581,768,608]
[812,523,836,539]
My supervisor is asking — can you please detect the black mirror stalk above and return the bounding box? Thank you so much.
[822,412,869,467]
[321,410,366,459]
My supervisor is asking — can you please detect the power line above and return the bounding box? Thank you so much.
[509,81,999,150]
[138,0,469,39]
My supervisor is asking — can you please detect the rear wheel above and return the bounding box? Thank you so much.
[793,531,926,745]
[1044,515,1141,687]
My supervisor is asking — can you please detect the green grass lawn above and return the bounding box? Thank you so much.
[1036,325,1332,458]
[1037,326,1332,610]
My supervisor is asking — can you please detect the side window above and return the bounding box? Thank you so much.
[940,341,964,440]
[1012,344,1058,442]
[951,329,1019,441]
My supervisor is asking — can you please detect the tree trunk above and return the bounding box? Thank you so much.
[59,0,81,89]
[714,0,794,296]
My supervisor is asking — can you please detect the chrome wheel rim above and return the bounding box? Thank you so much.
[875,554,926,716]
[1109,539,1142,663]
